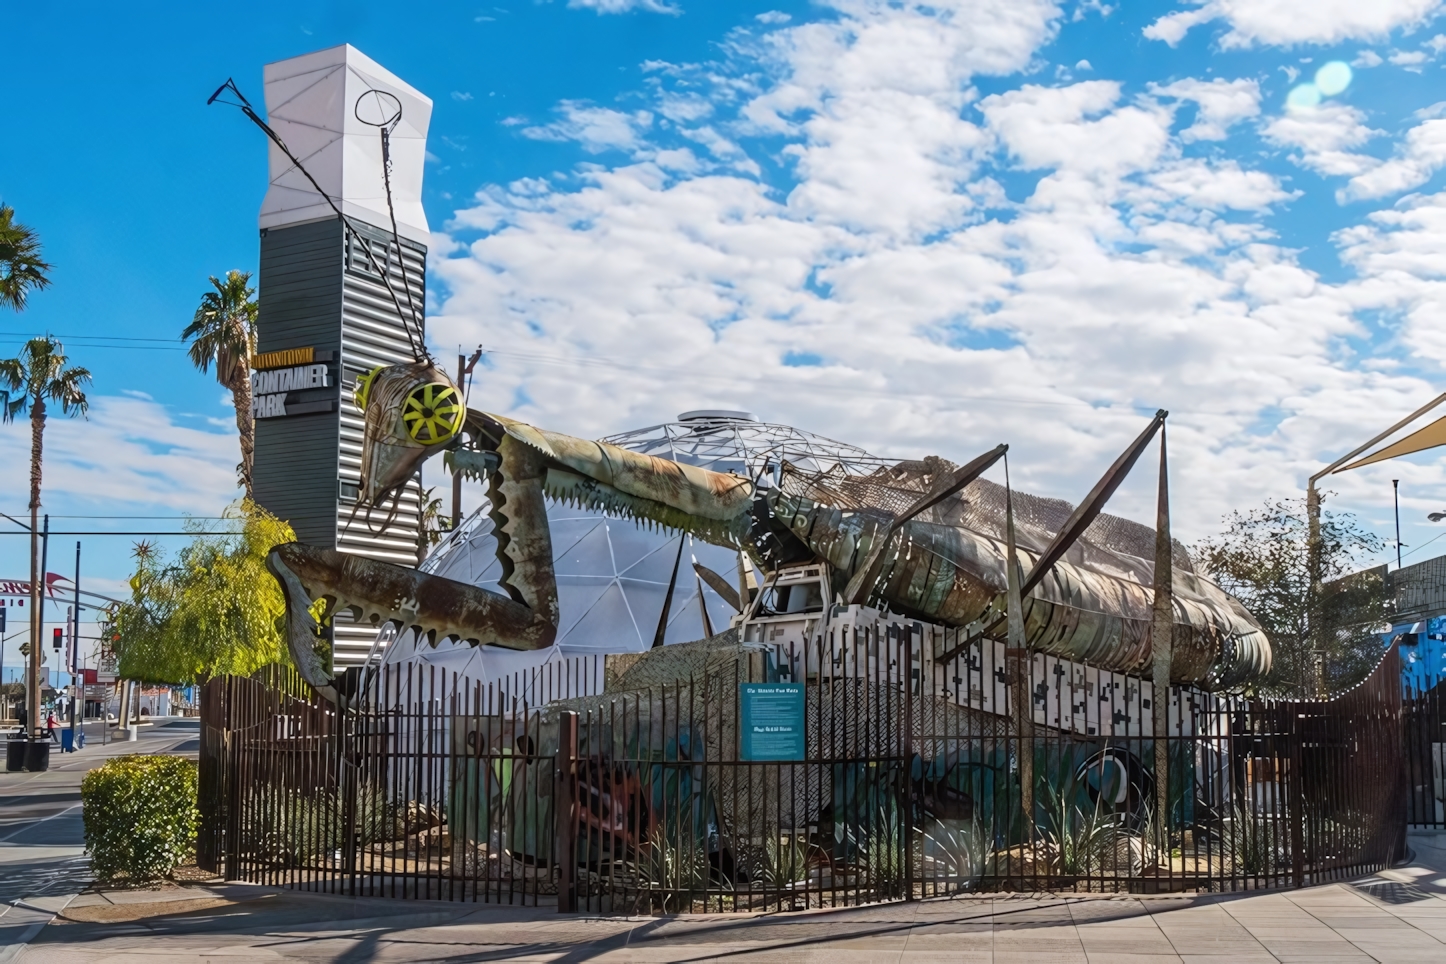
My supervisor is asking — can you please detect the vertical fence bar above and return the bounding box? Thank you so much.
[556,709,578,913]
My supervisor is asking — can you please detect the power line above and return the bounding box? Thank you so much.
[0,531,243,537]
[0,515,231,520]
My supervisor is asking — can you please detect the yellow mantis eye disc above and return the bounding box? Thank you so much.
[354,366,383,412]
[401,382,464,444]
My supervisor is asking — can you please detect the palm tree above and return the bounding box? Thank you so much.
[0,337,90,738]
[182,271,258,497]
[0,204,52,311]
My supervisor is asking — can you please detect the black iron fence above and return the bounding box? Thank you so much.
[1405,677,1446,829]
[199,628,1407,911]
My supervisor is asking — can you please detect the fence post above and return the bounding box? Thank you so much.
[556,710,578,913]
[1289,708,1305,888]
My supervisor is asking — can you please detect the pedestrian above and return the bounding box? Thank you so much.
[45,711,57,743]
[15,705,26,736]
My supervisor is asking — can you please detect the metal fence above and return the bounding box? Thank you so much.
[198,628,1407,911]
[1405,677,1446,829]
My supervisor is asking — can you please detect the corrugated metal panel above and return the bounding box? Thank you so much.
[1392,556,1446,622]
[254,217,432,669]
[333,220,428,666]
[254,220,344,549]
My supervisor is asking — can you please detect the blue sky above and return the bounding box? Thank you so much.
[4,0,1446,673]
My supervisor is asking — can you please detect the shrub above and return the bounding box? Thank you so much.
[82,754,199,885]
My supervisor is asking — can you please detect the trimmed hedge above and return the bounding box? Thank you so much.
[81,754,199,885]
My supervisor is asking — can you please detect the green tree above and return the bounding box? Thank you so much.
[416,485,452,562]
[1196,496,1390,698]
[182,271,258,497]
[0,203,52,310]
[109,500,295,684]
[0,335,89,736]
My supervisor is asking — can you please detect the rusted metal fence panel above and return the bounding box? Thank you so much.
[197,632,1406,911]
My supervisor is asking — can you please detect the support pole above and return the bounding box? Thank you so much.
[71,542,80,735]
[1004,461,1033,837]
[451,353,465,530]
[1151,423,1173,838]
[555,710,578,913]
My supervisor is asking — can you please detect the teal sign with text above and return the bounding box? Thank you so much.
[739,683,805,761]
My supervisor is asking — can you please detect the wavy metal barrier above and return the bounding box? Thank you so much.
[198,632,1407,911]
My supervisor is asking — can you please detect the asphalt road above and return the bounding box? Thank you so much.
[0,718,198,960]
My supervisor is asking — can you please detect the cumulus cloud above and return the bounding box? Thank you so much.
[0,395,240,513]
[422,0,1446,546]
[1145,0,1443,49]
[522,102,654,154]
[1340,118,1446,201]
[1149,77,1261,141]
[1263,102,1382,177]
[566,0,680,14]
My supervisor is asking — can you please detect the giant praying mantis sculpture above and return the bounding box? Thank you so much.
[267,361,1271,704]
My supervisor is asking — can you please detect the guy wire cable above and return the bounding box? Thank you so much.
[207,79,427,363]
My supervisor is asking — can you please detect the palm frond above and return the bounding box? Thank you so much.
[182,271,257,384]
[0,336,89,422]
[0,204,53,312]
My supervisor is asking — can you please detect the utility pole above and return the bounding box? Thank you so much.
[26,514,48,740]
[1393,480,1404,569]
[70,541,80,737]
[451,348,483,530]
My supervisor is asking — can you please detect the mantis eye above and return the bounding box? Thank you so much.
[402,382,465,444]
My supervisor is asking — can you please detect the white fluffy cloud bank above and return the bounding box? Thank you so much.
[1145,0,1443,49]
[0,395,241,515]
[429,0,1446,542]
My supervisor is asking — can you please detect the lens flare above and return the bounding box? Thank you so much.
[1315,61,1353,97]
[1287,83,1323,110]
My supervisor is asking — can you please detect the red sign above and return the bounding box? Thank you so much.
[0,573,70,598]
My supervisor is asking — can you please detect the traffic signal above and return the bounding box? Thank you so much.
[53,627,63,651]
[0,607,6,633]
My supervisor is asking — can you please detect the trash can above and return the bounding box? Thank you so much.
[61,728,75,753]
[5,739,26,771]
[24,739,50,772]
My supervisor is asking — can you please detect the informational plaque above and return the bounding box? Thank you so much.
[739,683,805,761]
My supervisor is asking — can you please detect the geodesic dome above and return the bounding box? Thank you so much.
[377,411,884,679]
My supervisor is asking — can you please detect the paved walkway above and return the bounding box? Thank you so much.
[12,834,1446,962]
[0,719,199,963]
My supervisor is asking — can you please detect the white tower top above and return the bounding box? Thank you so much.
[259,44,432,244]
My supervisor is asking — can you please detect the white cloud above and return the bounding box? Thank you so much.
[566,0,681,14]
[756,11,791,24]
[1354,50,1385,67]
[1263,102,1382,177]
[451,91,474,102]
[980,81,1171,178]
[416,0,1446,567]
[1390,49,1430,66]
[522,103,654,154]
[1340,118,1446,200]
[1145,0,1443,49]
[0,395,240,514]
[1149,76,1261,141]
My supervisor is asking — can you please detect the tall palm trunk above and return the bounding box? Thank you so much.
[231,362,254,499]
[26,395,44,739]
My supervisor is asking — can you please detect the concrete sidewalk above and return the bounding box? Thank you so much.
[0,719,200,962]
[15,833,1446,963]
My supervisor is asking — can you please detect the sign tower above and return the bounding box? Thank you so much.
[252,45,433,668]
